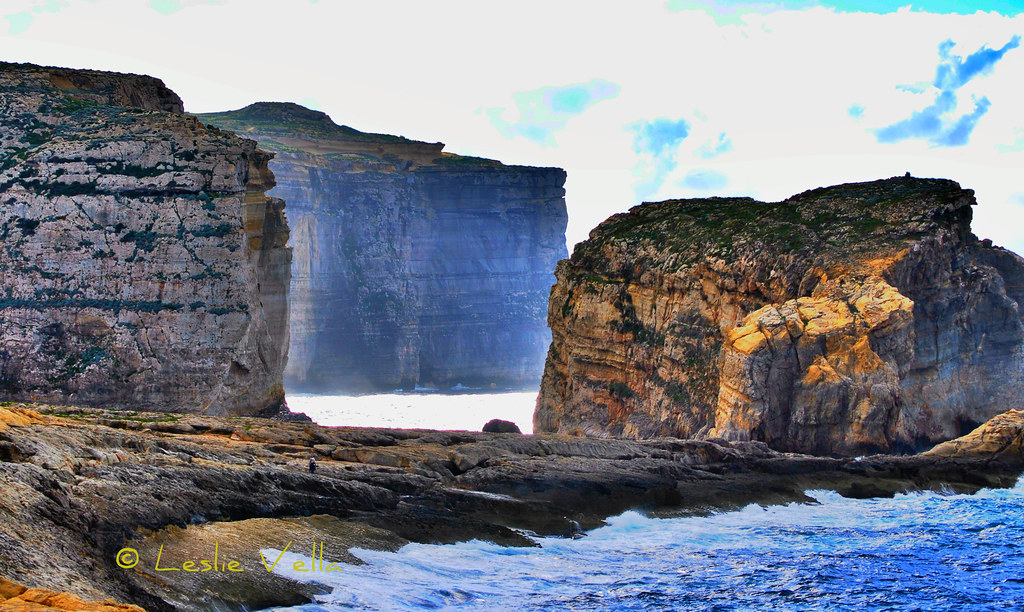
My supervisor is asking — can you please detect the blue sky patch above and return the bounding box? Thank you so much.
[3,0,68,34]
[630,118,691,200]
[697,132,733,158]
[875,36,1020,146]
[668,0,1024,17]
[5,13,32,34]
[487,79,619,147]
[667,1,816,24]
[997,130,1024,153]
[149,0,182,14]
[149,0,222,15]
[632,118,691,156]
[934,36,1022,89]
[681,169,729,190]
[819,0,1024,15]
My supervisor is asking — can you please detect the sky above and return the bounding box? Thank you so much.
[1,0,1022,253]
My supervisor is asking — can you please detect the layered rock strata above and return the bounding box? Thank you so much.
[536,177,1024,455]
[0,63,291,415]
[0,403,1019,610]
[197,103,567,391]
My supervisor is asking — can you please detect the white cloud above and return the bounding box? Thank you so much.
[0,1,1021,252]
[486,79,620,147]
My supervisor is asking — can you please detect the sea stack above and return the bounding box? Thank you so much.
[198,103,568,392]
[536,177,1024,455]
[0,63,291,415]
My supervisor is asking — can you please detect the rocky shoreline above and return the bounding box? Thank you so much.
[1,403,1022,610]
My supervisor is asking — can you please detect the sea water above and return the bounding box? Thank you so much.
[287,391,537,434]
[278,394,1024,611]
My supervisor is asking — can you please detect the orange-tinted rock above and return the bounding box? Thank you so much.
[925,409,1024,463]
[536,177,1024,455]
[0,578,144,611]
[0,577,28,599]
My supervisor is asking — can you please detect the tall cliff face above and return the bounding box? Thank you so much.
[197,103,567,392]
[536,177,1024,455]
[0,63,291,415]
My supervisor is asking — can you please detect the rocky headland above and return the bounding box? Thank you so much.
[536,177,1024,455]
[1,403,1022,610]
[0,63,291,416]
[196,103,568,392]
[4,62,1024,611]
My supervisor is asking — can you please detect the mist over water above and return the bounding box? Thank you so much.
[287,391,538,434]
[278,394,1024,611]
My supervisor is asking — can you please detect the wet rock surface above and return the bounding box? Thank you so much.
[537,177,1024,455]
[0,404,1020,610]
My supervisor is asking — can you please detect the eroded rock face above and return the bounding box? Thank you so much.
[925,409,1024,464]
[0,63,291,415]
[536,177,1024,455]
[197,103,567,391]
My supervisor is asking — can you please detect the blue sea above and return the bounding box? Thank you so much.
[279,394,1024,611]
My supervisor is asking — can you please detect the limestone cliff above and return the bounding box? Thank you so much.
[0,63,291,415]
[197,103,567,391]
[536,177,1024,455]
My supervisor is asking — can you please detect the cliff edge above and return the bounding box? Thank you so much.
[0,63,291,415]
[536,177,1024,455]
[198,103,567,392]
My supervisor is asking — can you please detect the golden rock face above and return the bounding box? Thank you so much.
[0,576,144,612]
[711,276,915,453]
[925,409,1024,463]
[536,177,1024,455]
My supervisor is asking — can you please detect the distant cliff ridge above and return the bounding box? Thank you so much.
[198,103,568,392]
[536,177,1024,455]
[0,63,291,415]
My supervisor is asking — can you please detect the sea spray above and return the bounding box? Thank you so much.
[288,391,537,433]
[268,480,1024,611]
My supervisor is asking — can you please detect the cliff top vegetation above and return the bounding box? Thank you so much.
[571,176,977,274]
[195,102,414,145]
[195,102,511,169]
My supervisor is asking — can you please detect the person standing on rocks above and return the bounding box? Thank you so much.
[308,456,317,474]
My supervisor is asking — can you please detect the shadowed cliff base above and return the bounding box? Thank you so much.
[0,403,1022,610]
[0,63,291,416]
[536,176,1024,456]
[197,103,569,393]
